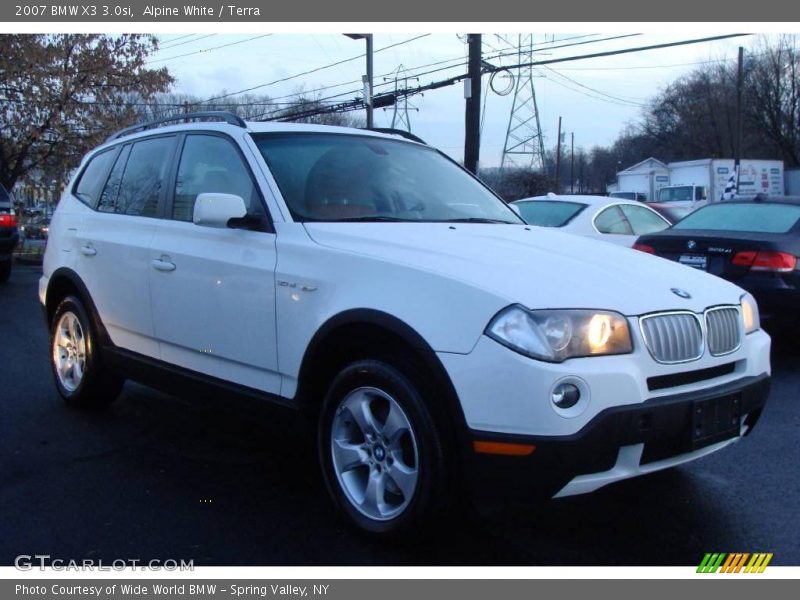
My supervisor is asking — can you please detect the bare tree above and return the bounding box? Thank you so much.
[0,34,173,189]
[746,35,800,167]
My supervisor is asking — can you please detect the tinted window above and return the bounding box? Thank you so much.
[619,204,669,235]
[673,203,800,234]
[98,145,130,213]
[74,149,117,208]
[514,201,586,227]
[173,135,263,222]
[101,137,174,217]
[594,205,633,235]
[253,133,520,223]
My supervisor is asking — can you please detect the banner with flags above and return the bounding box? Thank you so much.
[722,164,739,199]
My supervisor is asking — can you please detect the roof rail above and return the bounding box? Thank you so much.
[106,111,247,142]
[364,128,427,145]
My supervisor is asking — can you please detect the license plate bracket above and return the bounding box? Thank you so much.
[691,393,741,449]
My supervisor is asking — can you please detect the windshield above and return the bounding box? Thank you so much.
[514,200,586,227]
[658,186,694,202]
[673,203,800,234]
[253,132,521,223]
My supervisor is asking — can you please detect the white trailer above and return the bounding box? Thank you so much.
[665,158,784,202]
[612,158,670,200]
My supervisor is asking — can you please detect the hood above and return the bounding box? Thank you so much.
[303,223,746,316]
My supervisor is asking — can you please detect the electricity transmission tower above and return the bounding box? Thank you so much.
[384,65,418,132]
[500,34,547,172]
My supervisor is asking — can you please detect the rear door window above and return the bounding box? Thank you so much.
[619,204,670,235]
[594,205,633,235]
[98,136,175,217]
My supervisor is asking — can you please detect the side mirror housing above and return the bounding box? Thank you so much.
[193,193,247,228]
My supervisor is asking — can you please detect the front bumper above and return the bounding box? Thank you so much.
[464,373,769,503]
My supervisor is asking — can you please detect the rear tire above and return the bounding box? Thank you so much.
[50,295,123,408]
[318,359,450,537]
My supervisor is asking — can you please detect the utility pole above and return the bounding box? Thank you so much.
[570,132,575,194]
[464,33,482,174]
[554,116,562,194]
[366,34,374,128]
[344,34,374,128]
[735,46,744,185]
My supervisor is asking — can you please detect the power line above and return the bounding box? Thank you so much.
[198,34,431,105]
[147,34,272,65]
[541,66,649,106]
[155,34,216,51]
[194,34,637,114]
[501,34,750,73]
[261,33,752,123]
[157,33,204,48]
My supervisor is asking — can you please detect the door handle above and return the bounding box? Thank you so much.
[79,245,96,257]
[151,257,176,272]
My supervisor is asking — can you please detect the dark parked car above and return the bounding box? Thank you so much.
[634,195,800,330]
[0,183,20,282]
[22,216,50,239]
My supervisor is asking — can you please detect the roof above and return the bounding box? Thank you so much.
[101,112,422,149]
[616,157,668,175]
[668,158,783,168]
[722,194,800,205]
[513,194,637,207]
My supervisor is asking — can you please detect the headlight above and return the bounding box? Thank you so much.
[741,293,760,334]
[486,305,633,362]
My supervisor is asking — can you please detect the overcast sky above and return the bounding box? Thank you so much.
[148,32,757,167]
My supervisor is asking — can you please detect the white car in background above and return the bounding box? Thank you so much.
[512,193,671,247]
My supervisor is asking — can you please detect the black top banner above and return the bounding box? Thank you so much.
[3,0,800,22]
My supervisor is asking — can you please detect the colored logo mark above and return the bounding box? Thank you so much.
[697,552,773,573]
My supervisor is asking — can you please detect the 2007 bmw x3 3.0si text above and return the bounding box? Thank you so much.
[39,113,770,536]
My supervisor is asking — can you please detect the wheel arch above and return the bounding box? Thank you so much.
[45,268,110,345]
[294,309,469,439]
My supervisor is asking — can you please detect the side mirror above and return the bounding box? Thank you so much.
[193,193,247,228]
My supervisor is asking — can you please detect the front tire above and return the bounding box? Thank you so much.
[50,295,123,408]
[318,359,450,536]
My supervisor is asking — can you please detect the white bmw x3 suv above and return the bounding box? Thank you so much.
[40,113,770,535]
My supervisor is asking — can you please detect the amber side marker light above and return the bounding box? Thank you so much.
[473,441,536,456]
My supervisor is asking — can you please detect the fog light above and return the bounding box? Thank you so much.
[551,383,580,409]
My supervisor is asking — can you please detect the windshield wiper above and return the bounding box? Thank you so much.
[332,215,413,222]
[444,217,516,224]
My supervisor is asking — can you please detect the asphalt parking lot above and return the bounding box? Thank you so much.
[1,264,798,566]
